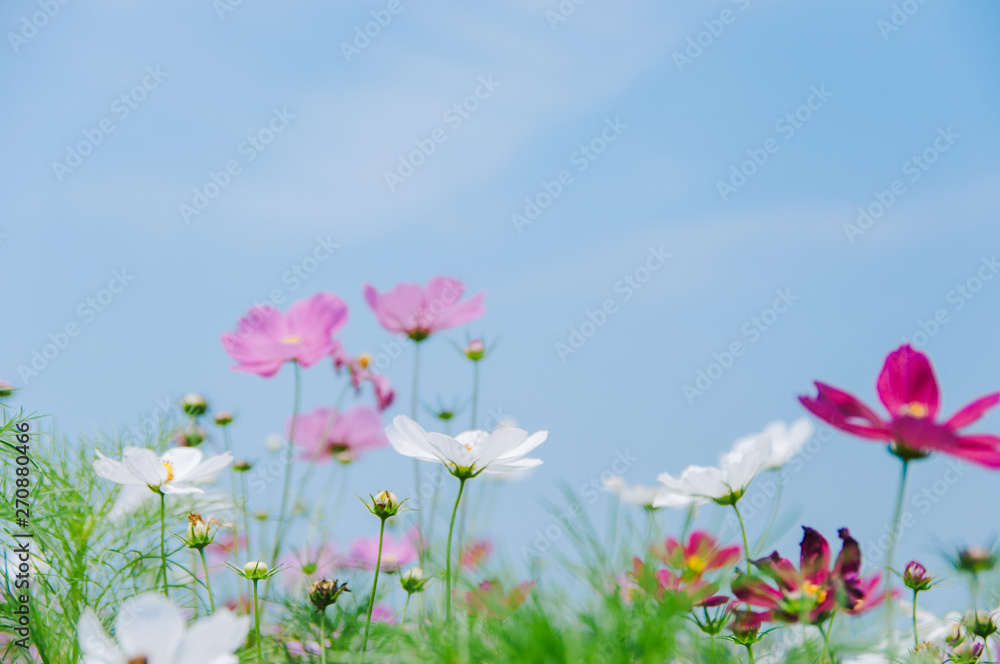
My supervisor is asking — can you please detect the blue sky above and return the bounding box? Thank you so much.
[3,0,999,609]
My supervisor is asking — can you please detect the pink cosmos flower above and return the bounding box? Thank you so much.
[630,557,727,608]
[278,543,341,590]
[800,344,1000,467]
[656,531,741,581]
[348,528,419,572]
[289,406,388,463]
[460,579,535,619]
[362,277,485,341]
[331,348,395,411]
[461,539,494,570]
[220,292,349,377]
[370,604,397,624]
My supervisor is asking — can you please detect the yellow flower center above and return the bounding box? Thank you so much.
[162,461,175,482]
[687,555,708,574]
[802,581,827,604]
[358,353,372,368]
[901,402,929,418]
[282,336,302,344]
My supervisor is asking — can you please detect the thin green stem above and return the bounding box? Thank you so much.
[271,362,302,565]
[402,594,412,624]
[884,459,910,650]
[252,579,262,664]
[319,613,327,664]
[745,643,755,664]
[470,360,480,430]
[159,492,168,596]
[681,503,696,541]
[362,518,387,654]
[199,549,215,612]
[912,589,919,648]
[732,503,752,569]
[446,477,468,623]
[819,621,833,664]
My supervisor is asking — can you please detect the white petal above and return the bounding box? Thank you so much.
[108,485,155,520]
[482,457,542,475]
[177,452,233,484]
[679,465,727,499]
[93,451,145,486]
[159,447,205,480]
[651,489,696,509]
[77,608,124,664]
[466,428,527,466]
[115,593,184,664]
[385,416,442,463]
[160,483,205,495]
[428,432,475,466]
[483,429,546,465]
[174,610,250,664]
[121,448,168,487]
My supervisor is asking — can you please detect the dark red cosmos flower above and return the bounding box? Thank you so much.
[732,527,884,624]
[800,344,1000,467]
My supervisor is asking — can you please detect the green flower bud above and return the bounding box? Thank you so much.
[181,393,209,417]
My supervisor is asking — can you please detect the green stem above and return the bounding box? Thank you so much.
[362,518,387,654]
[819,622,833,664]
[159,491,168,596]
[912,589,919,648]
[402,594,412,624]
[411,342,424,564]
[271,362,302,565]
[470,360,480,430]
[252,579,262,664]
[319,612,327,664]
[884,459,910,650]
[199,549,215,612]
[446,477,468,622]
[745,643,755,664]
[732,503,752,569]
[680,503,696,541]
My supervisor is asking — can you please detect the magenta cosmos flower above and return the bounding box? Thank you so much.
[800,344,1000,467]
[656,531,741,582]
[362,276,485,341]
[331,348,395,412]
[348,528,418,572]
[220,292,349,377]
[732,527,882,624]
[288,406,388,463]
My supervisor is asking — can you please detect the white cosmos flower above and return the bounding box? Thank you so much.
[77,592,249,664]
[730,418,814,470]
[654,435,772,507]
[601,475,689,508]
[385,415,546,478]
[94,446,233,495]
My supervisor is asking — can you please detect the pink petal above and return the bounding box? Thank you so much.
[876,345,940,418]
[946,393,1000,430]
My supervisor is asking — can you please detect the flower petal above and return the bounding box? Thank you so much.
[174,610,250,664]
[115,593,184,664]
[77,608,124,664]
[93,451,145,486]
[121,448,168,487]
[946,392,1000,430]
[876,344,940,418]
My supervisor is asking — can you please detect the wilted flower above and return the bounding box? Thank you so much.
[656,531,741,581]
[400,567,429,594]
[76,592,249,664]
[290,406,388,464]
[348,528,419,573]
[461,579,535,619]
[93,446,233,495]
[220,292,349,377]
[363,277,485,341]
[732,527,883,624]
[385,415,546,479]
[185,513,222,550]
[181,393,208,417]
[800,344,1000,466]
[309,578,349,613]
[331,348,396,412]
[903,560,933,592]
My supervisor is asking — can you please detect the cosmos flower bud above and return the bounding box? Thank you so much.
[946,624,967,648]
[950,640,985,664]
[0,380,17,398]
[214,410,234,426]
[964,609,997,639]
[400,567,429,594]
[244,561,269,579]
[371,490,401,519]
[175,424,205,447]
[903,560,933,592]
[181,393,209,417]
[729,609,764,643]
[233,459,253,472]
[956,546,998,574]
[309,578,349,612]
[464,339,485,361]
[185,513,216,550]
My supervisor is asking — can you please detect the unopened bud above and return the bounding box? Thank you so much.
[964,609,997,639]
[0,380,17,398]
[181,393,208,417]
[903,560,933,592]
[465,339,485,361]
[185,513,216,549]
[371,490,401,519]
[309,578,349,612]
[957,546,998,574]
[951,640,984,664]
[400,567,429,594]
[214,410,234,426]
[244,561,269,579]
[233,459,253,472]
